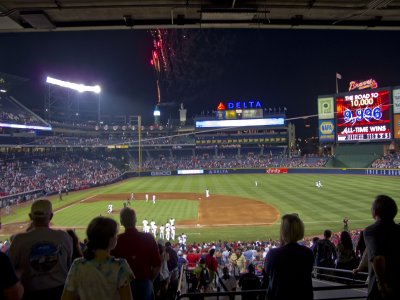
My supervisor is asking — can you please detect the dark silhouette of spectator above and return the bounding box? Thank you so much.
[356,230,366,259]
[336,231,358,270]
[313,229,337,268]
[364,195,400,300]
[62,216,133,300]
[219,266,237,300]
[265,214,314,300]
[66,229,83,261]
[238,264,261,300]
[111,207,161,300]
[9,199,72,300]
[165,241,179,299]
[0,251,24,300]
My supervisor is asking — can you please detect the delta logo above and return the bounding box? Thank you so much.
[320,121,334,134]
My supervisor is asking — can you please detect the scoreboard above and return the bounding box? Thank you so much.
[336,90,392,142]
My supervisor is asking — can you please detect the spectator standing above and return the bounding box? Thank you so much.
[236,249,247,274]
[313,229,337,269]
[111,207,161,300]
[364,195,400,300]
[61,217,133,300]
[0,251,24,300]
[265,214,314,300]
[336,231,358,271]
[219,266,237,300]
[66,229,83,261]
[205,249,219,287]
[193,257,211,293]
[238,264,261,300]
[9,199,72,300]
[165,241,179,298]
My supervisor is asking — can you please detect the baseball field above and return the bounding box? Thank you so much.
[1,173,399,242]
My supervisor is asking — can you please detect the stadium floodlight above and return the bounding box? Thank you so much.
[46,76,101,94]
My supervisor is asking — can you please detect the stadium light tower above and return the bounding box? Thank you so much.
[45,76,102,123]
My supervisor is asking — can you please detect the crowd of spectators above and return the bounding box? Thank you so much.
[0,153,121,200]
[371,152,400,169]
[0,96,45,126]
[141,154,329,171]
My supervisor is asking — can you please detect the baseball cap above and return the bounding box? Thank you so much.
[30,199,53,219]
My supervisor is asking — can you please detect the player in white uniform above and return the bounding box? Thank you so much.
[169,217,175,227]
[145,194,149,202]
[150,220,155,228]
[170,225,176,240]
[165,226,171,241]
[144,224,151,234]
[255,180,258,187]
[152,194,156,204]
[151,223,157,238]
[182,233,187,246]
[315,180,323,188]
[142,218,149,233]
[205,188,210,198]
[107,204,113,214]
[159,224,165,239]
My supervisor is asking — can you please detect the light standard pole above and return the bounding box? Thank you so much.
[98,93,101,124]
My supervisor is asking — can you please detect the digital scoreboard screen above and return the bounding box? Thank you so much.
[336,90,392,142]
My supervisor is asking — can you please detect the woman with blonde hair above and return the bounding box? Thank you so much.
[265,214,314,300]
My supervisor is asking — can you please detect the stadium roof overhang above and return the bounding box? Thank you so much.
[1,0,400,32]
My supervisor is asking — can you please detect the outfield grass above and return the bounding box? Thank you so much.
[1,173,399,243]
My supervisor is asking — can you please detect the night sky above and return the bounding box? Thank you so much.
[1,29,400,138]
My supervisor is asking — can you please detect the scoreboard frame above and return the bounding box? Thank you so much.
[335,88,392,143]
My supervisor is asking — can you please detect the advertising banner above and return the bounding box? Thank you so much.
[318,97,334,119]
[394,114,400,139]
[266,168,288,174]
[319,119,335,143]
[393,89,400,114]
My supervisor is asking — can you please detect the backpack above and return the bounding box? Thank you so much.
[199,266,210,287]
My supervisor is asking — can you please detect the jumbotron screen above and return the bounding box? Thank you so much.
[336,90,392,142]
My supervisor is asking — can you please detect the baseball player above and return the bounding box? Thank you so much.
[169,217,175,227]
[159,224,165,239]
[151,222,157,238]
[152,194,156,204]
[170,225,176,240]
[142,218,149,233]
[107,204,113,214]
[145,193,149,202]
[205,188,210,198]
[165,225,171,241]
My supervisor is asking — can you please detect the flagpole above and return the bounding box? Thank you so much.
[336,76,339,94]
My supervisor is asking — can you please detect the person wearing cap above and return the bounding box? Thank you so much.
[111,207,161,300]
[9,199,73,300]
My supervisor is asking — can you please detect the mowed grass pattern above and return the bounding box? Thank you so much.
[2,174,399,242]
[53,200,198,227]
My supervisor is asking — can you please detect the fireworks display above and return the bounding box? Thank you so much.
[149,29,234,106]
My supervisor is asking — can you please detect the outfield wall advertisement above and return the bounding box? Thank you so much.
[336,90,392,142]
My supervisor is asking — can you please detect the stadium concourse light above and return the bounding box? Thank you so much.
[46,76,101,94]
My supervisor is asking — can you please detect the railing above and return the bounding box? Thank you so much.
[176,265,368,300]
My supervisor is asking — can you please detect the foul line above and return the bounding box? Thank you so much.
[54,195,98,214]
